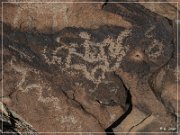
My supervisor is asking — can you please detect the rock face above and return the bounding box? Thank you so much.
[0,0,179,134]
[0,102,39,135]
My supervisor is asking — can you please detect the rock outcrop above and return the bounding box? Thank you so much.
[0,0,179,134]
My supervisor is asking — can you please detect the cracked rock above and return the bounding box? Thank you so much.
[1,0,179,134]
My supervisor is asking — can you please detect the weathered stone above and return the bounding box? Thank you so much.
[1,0,178,134]
[0,102,38,135]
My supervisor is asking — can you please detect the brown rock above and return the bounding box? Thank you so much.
[1,1,178,134]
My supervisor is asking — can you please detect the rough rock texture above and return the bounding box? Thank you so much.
[0,0,179,134]
[0,102,38,135]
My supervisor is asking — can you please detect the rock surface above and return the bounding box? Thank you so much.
[0,0,179,134]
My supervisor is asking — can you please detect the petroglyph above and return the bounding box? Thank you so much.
[42,29,132,84]
[145,39,164,60]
